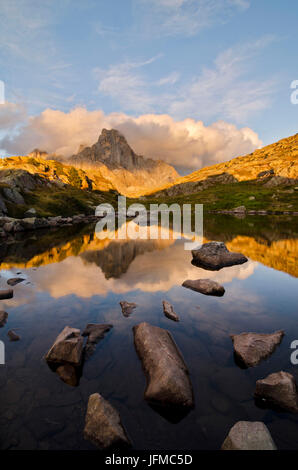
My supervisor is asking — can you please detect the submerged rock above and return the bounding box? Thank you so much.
[0,289,13,300]
[230,330,284,368]
[162,300,179,322]
[82,323,113,357]
[182,279,225,296]
[56,364,79,387]
[255,371,298,412]
[45,326,84,366]
[7,278,25,286]
[133,322,193,408]
[0,311,8,327]
[119,301,137,317]
[84,393,131,450]
[8,329,20,341]
[221,421,276,450]
[191,241,248,271]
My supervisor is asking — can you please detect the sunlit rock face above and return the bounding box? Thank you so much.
[69,128,179,196]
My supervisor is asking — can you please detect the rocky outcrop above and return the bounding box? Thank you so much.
[191,242,248,271]
[221,421,276,450]
[84,393,131,450]
[0,311,8,327]
[133,322,193,408]
[182,279,225,296]
[254,371,298,412]
[45,326,84,366]
[0,289,13,299]
[230,330,284,368]
[162,301,179,322]
[119,301,137,317]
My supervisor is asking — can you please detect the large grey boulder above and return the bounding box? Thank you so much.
[221,421,276,450]
[182,278,225,296]
[191,241,248,270]
[84,393,131,450]
[45,326,84,366]
[133,322,193,408]
[2,187,25,205]
[255,371,298,412]
[230,330,284,368]
[162,300,179,322]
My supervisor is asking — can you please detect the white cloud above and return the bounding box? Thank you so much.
[135,0,250,37]
[0,106,262,170]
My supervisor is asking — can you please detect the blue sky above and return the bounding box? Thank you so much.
[0,0,297,172]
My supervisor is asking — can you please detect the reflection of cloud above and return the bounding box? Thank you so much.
[26,240,256,299]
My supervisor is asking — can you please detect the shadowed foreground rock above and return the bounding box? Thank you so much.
[84,393,131,450]
[221,421,276,450]
[0,311,8,327]
[162,301,179,322]
[82,323,113,357]
[230,330,284,368]
[45,326,84,366]
[133,322,193,408]
[191,242,247,270]
[255,371,298,412]
[119,301,137,317]
[182,279,225,296]
[56,364,79,387]
[0,289,13,300]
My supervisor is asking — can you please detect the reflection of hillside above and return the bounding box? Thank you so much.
[0,218,297,278]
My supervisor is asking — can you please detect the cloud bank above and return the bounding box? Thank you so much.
[0,106,262,171]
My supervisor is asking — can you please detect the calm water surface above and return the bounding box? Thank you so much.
[0,215,297,450]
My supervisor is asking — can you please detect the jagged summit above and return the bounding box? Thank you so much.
[70,128,172,172]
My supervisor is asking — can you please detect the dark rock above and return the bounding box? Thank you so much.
[0,289,13,300]
[119,301,137,317]
[162,300,179,322]
[255,371,298,412]
[133,322,193,408]
[7,277,25,286]
[45,326,84,366]
[230,330,284,368]
[221,421,276,450]
[0,311,8,327]
[191,241,248,271]
[182,278,225,296]
[82,323,113,357]
[84,393,131,450]
[8,330,20,341]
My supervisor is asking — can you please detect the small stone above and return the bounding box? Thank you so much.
[119,301,137,317]
[0,311,8,327]
[230,330,284,368]
[182,279,225,296]
[56,364,79,387]
[255,371,298,412]
[8,330,20,341]
[82,323,113,357]
[45,326,84,366]
[84,393,131,450]
[162,300,179,322]
[7,278,25,286]
[221,421,276,450]
[0,289,13,300]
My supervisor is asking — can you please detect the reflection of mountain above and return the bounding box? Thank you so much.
[0,219,297,278]
[81,239,170,279]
